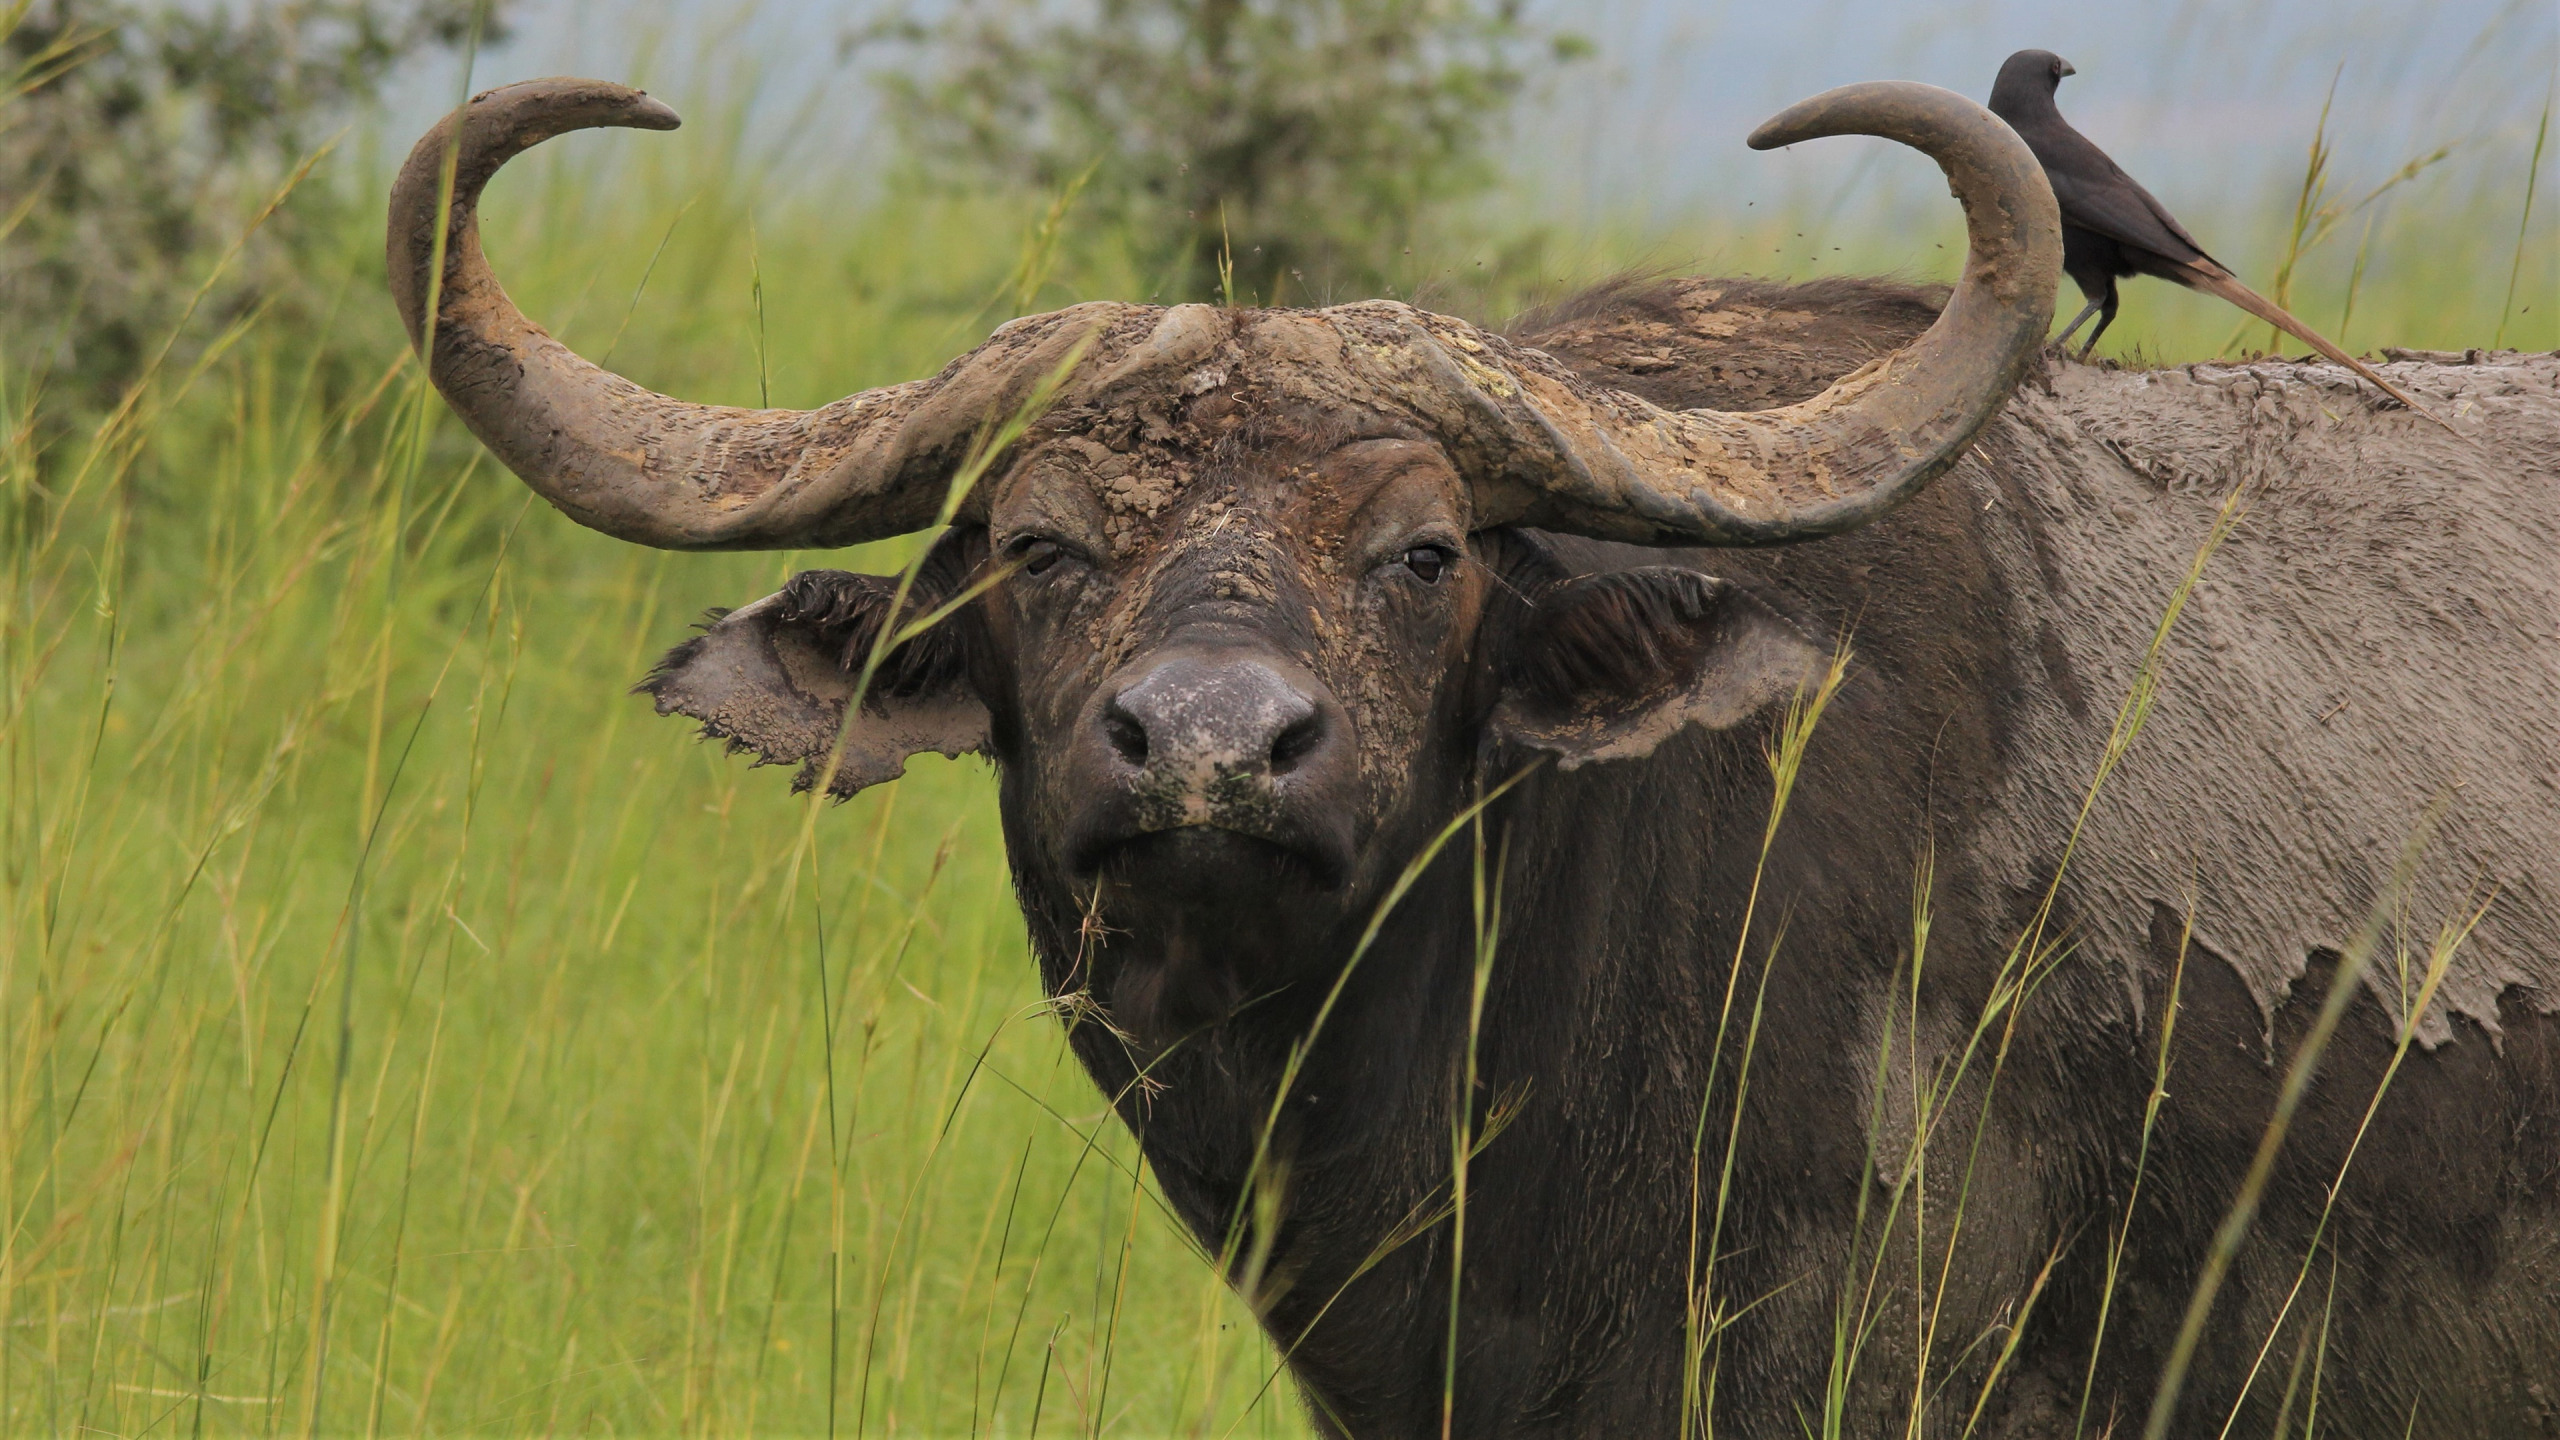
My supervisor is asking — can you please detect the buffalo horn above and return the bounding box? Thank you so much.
[386,77,1119,550]
[1449,81,2060,546]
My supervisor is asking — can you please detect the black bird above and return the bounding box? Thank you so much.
[1988,48,2449,428]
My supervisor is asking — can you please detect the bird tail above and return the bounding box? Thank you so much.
[2177,262,2458,434]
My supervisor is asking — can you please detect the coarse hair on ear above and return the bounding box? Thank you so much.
[1490,566,1824,769]
[767,532,982,697]
[638,528,992,798]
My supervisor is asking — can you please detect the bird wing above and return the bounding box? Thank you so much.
[2128,178,2213,260]
[2002,104,2219,268]
[2043,150,2215,267]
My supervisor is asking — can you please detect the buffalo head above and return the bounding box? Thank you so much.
[387,76,2058,1034]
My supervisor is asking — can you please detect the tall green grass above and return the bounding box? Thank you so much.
[0,135,1297,1434]
[2,68,2546,1437]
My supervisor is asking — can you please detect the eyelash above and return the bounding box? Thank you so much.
[1400,545,1452,584]
[1009,536,1068,576]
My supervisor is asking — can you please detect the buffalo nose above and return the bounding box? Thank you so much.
[1105,655,1332,781]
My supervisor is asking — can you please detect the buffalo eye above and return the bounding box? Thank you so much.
[1011,536,1066,576]
[1401,545,1450,584]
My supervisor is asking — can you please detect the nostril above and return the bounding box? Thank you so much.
[1268,712,1325,776]
[1103,705,1151,766]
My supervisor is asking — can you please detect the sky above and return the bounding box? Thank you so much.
[1533,0,2551,221]
[383,0,2556,232]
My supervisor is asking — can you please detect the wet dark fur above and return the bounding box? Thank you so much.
[805,277,2557,1436]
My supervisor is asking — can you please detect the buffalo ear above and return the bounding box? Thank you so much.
[639,568,988,799]
[1489,567,1823,769]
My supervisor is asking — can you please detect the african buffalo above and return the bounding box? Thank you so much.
[389,78,2559,1438]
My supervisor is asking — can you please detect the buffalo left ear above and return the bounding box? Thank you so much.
[1489,567,1824,769]
[639,568,988,799]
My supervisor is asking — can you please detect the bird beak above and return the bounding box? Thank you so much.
[2057,60,2076,77]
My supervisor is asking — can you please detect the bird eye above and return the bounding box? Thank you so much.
[1401,545,1449,584]
[1012,537,1065,576]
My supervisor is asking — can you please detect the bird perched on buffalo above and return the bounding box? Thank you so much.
[1987,48,2451,430]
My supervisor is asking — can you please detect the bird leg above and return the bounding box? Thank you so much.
[2076,288,2119,360]
[2053,294,2105,350]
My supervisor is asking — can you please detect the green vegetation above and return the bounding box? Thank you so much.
[2,4,2552,1434]
[865,0,1586,306]
[1,0,501,415]
[0,108,1321,1424]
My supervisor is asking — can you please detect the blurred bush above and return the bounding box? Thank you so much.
[860,0,1589,306]
[0,0,504,421]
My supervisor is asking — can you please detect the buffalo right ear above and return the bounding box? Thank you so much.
[1488,567,1823,769]
[639,568,989,799]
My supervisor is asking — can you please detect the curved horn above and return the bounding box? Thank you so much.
[387,77,1116,550]
[1440,81,2059,546]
